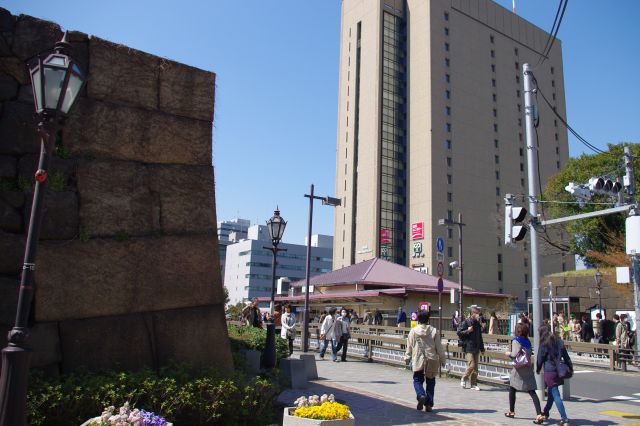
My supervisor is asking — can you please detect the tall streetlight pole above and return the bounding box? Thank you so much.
[438,213,465,316]
[303,184,340,352]
[262,209,286,370]
[594,269,603,316]
[0,33,85,426]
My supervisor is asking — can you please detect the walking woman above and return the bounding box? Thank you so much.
[489,311,499,335]
[319,307,339,362]
[405,311,446,412]
[335,309,351,361]
[504,323,543,423]
[280,304,296,356]
[536,324,572,426]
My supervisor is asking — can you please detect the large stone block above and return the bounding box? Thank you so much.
[12,15,62,61]
[0,193,21,233]
[65,99,212,165]
[159,60,215,121]
[76,160,156,237]
[0,276,18,324]
[59,313,154,372]
[88,37,158,110]
[148,164,216,235]
[0,57,29,85]
[0,155,17,177]
[23,191,78,240]
[0,101,40,155]
[152,305,233,372]
[0,230,23,275]
[0,73,18,101]
[30,322,62,368]
[35,235,222,321]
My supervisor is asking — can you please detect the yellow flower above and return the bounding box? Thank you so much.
[294,402,351,420]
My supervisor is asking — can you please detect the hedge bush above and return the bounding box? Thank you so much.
[227,323,291,362]
[27,364,280,426]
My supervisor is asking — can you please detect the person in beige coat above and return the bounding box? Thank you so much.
[404,311,446,412]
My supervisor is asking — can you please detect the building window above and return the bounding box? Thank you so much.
[516,75,520,84]
[496,187,501,196]
[494,139,499,148]
[552,79,555,87]
[447,246,453,257]
[524,258,528,267]
[447,228,453,238]
[551,66,555,74]
[562,262,566,272]
[498,271,503,281]
[448,266,453,276]
[444,11,449,21]
[556,147,559,155]
[524,273,529,284]
[552,92,556,101]
[555,133,559,141]
[514,47,519,56]
[446,139,452,149]
[519,148,524,156]
[490,34,495,44]
[557,161,561,169]
[495,155,500,164]
[518,118,522,127]
[447,174,452,184]
[492,78,496,87]
[494,123,498,132]
[446,123,452,132]
[493,108,497,117]
[444,27,449,36]
[498,254,502,263]
[445,89,451,99]
[519,132,523,141]
[493,94,497,102]
[491,64,496,73]
[516,89,521,98]
[447,210,453,220]
[517,103,521,112]
[521,178,525,186]
[515,61,519,70]
[446,74,450,83]
[445,58,450,67]
[447,157,452,167]
[491,49,495,58]
[447,192,452,202]
[520,163,524,171]
[554,119,558,127]
[445,42,450,51]
[495,170,500,180]
[446,106,451,115]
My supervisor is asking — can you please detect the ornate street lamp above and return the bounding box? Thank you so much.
[0,32,85,426]
[594,269,603,315]
[262,208,287,370]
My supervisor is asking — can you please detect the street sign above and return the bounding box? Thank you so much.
[411,222,424,240]
[436,237,444,253]
[419,301,431,312]
[437,277,444,293]
[436,261,444,277]
[410,311,418,321]
[436,252,444,262]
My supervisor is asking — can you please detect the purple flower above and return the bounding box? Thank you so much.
[139,410,167,426]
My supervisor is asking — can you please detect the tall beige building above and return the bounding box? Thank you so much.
[333,0,573,301]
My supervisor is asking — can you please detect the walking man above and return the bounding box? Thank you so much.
[397,307,407,328]
[457,305,485,390]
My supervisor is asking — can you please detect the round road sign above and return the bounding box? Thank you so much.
[437,277,444,293]
[437,261,444,277]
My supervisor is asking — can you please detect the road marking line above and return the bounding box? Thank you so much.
[634,393,640,396]
[572,370,594,373]
[600,410,640,419]
[613,396,637,400]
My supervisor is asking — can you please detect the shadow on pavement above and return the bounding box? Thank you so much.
[278,383,466,425]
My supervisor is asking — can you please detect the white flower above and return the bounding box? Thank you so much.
[328,394,335,403]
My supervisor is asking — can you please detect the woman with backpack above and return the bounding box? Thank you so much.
[504,323,543,423]
[536,324,573,426]
[404,311,446,412]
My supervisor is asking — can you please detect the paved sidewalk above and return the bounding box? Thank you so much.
[278,351,640,425]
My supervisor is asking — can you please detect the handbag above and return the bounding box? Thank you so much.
[512,347,530,369]
[555,342,573,379]
[286,329,295,339]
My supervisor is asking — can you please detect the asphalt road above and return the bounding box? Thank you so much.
[571,369,640,405]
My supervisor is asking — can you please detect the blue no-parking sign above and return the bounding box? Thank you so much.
[436,237,444,253]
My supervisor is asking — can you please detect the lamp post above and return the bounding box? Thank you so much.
[303,184,341,352]
[0,33,85,426]
[262,208,287,370]
[438,213,465,316]
[594,269,603,316]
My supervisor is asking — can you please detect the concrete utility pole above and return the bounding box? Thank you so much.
[624,146,640,357]
[523,63,544,395]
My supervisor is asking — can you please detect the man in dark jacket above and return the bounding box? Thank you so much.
[580,314,594,342]
[457,305,485,390]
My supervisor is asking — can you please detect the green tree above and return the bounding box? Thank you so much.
[222,285,230,306]
[542,143,640,266]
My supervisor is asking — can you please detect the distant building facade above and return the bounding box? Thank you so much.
[217,218,251,283]
[224,224,333,305]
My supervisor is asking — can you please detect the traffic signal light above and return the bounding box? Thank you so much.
[588,177,622,195]
[504,194,528,245]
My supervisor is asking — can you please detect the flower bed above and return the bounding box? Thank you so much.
[283,395,355,426]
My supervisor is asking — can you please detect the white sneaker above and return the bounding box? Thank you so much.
[470,385,480,391]
[460,379,467,388]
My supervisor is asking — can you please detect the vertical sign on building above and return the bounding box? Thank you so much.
[411,222,424,240]
[380,228,391,245]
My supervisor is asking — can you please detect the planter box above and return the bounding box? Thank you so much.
[283,407,355,426]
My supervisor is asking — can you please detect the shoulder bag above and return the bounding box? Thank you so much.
[555,342,573,379]
[512,346,530,369]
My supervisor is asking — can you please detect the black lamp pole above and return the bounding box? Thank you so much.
[262,209,286,370]
[595,269,603,315]
[0,33,85,426]
[302,184,340,352]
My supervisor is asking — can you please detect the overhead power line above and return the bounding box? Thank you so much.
[536,0,569,67]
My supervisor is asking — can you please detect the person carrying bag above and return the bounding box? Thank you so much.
[404,311,445,413]
[536,325,572,426]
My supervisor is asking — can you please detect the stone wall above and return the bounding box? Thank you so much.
[0,8,233,375]
[545,270,635,314]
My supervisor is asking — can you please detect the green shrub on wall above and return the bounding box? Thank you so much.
[27,365,280,426]
[227,323,291,361]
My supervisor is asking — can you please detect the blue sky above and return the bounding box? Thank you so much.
[4,1,639,245]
